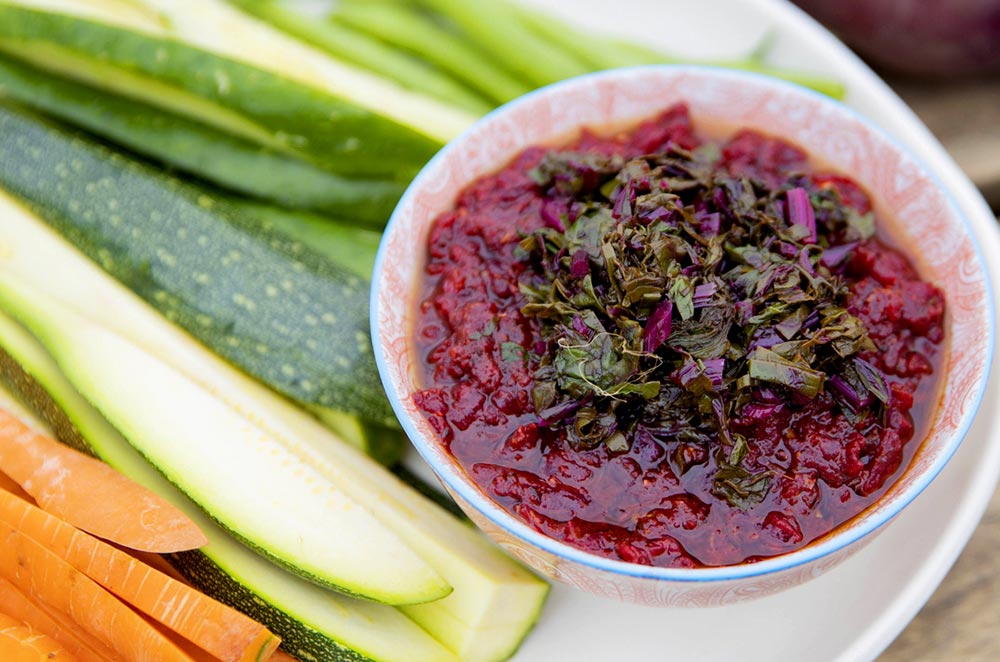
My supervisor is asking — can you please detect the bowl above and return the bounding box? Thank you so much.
[372,66,994,607]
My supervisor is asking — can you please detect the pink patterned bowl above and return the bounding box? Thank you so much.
[372,66,994,607]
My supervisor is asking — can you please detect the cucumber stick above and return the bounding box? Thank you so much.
[0,275,449,605]
[0,54,405,225]
[0,316,460,662]
[0,1,474,180]
[0,190,550,662]
[0,104,394,425]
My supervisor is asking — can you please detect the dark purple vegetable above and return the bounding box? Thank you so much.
[820,241,857,270]
[643,299,674,353]
[786,187,817,243]
[828,374,873,411]
[519,143,877,508]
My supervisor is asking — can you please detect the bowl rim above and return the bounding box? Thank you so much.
[371,64,996,583]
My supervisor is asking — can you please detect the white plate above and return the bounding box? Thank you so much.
[502,1,1000,660]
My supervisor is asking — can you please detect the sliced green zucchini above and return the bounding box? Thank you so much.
[0,187,550,662]
[331,0,531,104]
[0,1,473,179]
[228,0,492,114]
[0,185,396,467]
[227,197,382,281]
[0,315,461,662]
[0,53,405,224]
[0,275,449,605]
[411,0,590,87]
[311,407,405,468]
[0,104,394,425]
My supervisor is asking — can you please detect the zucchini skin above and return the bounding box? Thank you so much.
[227,197,382,281]
[0,54,405,226]
[0,4,442,181]
[230,0,493,115]
[165,549,375,662]
[0,104,396,426]
[0,327,455,662]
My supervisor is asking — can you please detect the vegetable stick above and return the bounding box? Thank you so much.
[0,610,76,661]
[0,577,121,662]
[222,197,383,280]
[0,55,406,227]
[229,0,491,114]
[0,582,118,662]
[0,408,207,553]
[412,0,590,86]
[507,3,846,98]
[332,0,531,103]
[0,468,33,503]
[118,548,192,586]
[268,651,298,662]
[0,489,280,662]
[139,613,228,662]
[0,519,198,662]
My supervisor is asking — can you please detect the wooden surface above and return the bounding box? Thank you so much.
[879,76,1000,662]
[890,76,1000,210]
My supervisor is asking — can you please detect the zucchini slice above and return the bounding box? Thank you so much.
[226,197,383,282]
[0,53,406,225]
[228,0,492,115]
[0,104,394,425]
[0,315,461,662]
[0,275,450,606]
[0,181,551,662]
[0,0,474,179]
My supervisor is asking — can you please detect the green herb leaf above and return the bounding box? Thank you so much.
[519,144,875,508]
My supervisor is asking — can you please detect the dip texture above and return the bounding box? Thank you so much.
[413,104,945,568]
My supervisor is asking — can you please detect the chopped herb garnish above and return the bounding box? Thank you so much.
[520,146,882,508]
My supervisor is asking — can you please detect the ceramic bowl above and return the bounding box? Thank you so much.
[372,66,994,607]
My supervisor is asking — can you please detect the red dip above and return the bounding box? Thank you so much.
[413,105,946,568]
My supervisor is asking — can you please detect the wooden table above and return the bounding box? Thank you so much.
[879,75,1000,662]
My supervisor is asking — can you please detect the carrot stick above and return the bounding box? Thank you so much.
[0,408,207,553]
[269,651,298,662]
[0,519,197,662]
[0,469,33,503]
[139,613,224,662]
[0,577,120,662]
[0,610,76,661]
[0,490,279,662]
[116,547,191,586]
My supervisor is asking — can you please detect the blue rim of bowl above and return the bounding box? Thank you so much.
[372,64,996,583]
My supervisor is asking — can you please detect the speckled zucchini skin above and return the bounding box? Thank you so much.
[0,324,457,662]
[0,54,405,225]
[165,549,376,662]
[0,105,396,426]
[0,4,442,181]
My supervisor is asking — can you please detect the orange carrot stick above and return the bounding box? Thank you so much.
[116,547,191,586]
[0,469,34,503]
[0,489,279,662]
[0,610,76,661]
[0,577,120,662]
[0,409,207,553]
[139,613,223,662]
[0,519,198,662]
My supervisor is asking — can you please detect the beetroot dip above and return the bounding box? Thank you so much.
[412,104,946,569]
